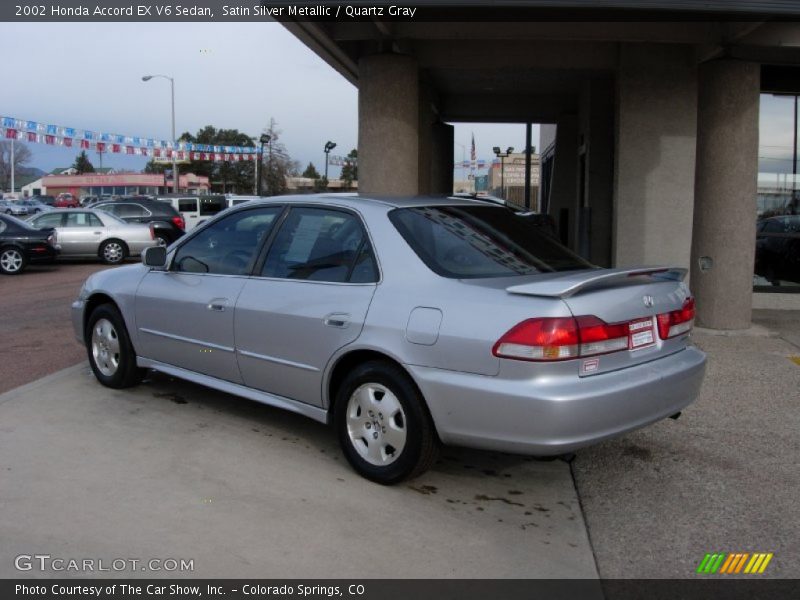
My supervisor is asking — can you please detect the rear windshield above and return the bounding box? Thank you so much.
[389,205,592,279]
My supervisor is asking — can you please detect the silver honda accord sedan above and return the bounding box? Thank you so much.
[72,195,706,483]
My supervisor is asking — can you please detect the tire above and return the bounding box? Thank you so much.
[0,246,27,275]
[85,304,145,389]
[99,239,128,264]
[334,360,439,484]
[155,232,170,247]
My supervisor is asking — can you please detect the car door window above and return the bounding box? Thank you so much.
[172,207,283,275]
[33,213,64,228]
[261,207,376,283]
[65,212,103,227]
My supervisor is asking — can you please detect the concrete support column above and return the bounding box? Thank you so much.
[358,54,419,196]
[430,121,454,194]
[613,44,697,269]
[691,60,760,329]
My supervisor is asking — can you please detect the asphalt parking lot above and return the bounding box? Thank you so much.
[0,263,798,580]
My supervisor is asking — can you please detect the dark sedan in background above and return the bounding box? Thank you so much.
[93,198,186,245]
[756,214,800,285]
[0,214,59,275]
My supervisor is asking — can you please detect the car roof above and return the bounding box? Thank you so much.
[237,193,491,210]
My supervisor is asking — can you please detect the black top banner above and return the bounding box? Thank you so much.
[4,0,800,22]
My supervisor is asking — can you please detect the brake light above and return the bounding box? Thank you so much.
[149,223,155,240]
[492,317,579,361]
[172,216,185,230]
[575,315,630,356]
[657,298,695,339]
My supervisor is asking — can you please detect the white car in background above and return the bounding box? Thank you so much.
[27,209,159,264]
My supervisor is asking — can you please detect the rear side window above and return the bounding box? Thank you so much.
[114,203,148,217]
[178,199,198,212]
[389,205,592,279]
[66,212,103,227]
[199,196,226,216]
[262,207,377,283]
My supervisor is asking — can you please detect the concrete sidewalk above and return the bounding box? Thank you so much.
[573,320,800,578]
[0,365,598,579]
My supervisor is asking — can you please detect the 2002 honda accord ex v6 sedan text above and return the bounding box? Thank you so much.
[72,195,706,484]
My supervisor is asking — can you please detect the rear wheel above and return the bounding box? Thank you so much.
[100,239,128,264]
[334,361,439,484]
[86,304,145,388]
[0,247,26,275]
[155,232,170,247]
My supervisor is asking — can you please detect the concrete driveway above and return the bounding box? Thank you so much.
[0,365,598,579]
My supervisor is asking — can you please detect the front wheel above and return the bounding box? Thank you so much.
[0,247,26,275]
[334,361,439,484]
[99,239,128,264]
[86,304,145,388]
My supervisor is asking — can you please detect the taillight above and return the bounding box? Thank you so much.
[172,216,185,230]
[493,315,640,362]
[575,315,630,356]
[657,297,695,339]
[492,317,579,361]
[47,232,57,246]
[149,223,155,240]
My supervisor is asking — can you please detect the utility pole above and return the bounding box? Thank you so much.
[493,146,513,200]
[10,137,15,195]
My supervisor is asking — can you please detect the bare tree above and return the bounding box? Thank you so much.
[0,141,33,192]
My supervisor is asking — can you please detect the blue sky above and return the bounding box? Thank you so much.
[0,22,527,178]
[0,21,794,178]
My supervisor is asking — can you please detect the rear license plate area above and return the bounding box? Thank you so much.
[629,318,655,350]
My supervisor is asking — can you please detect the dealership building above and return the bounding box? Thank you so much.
[285,1,800,328]
[27,172,210,198]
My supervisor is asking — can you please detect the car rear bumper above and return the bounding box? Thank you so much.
[406,346,706,455]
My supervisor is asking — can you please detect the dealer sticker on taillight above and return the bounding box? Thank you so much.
[629,318,655,349]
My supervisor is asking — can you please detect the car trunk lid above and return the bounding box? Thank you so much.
[502,266,694,376]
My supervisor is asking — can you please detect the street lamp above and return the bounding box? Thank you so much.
[324,141,337,183]
[142,74,178,194]
[493,146,514,199]
[257,133,271,196]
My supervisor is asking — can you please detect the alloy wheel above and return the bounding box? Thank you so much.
[103,242,124,263]
[346,383,408,466]
[91,318,120,376]
[0,249,23,273]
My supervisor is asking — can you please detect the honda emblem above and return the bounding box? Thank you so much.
[642,295,655,308]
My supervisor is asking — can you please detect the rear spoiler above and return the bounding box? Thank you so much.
[506,266,688,299]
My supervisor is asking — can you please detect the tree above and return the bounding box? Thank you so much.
[170,125,257,194]
[72,150,95,174]
[260,118,298,196]
[302,162,320,179]
[314,176,328,192]
[0,140,32,192]
[340,149,358,189]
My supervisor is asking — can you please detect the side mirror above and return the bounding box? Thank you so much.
[143,245,168,269]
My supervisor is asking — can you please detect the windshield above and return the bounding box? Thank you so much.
[390,205,593,279]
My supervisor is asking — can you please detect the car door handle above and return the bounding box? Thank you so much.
[93,231,102,235]
[207,298,229,312]
[323,313,350,328]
